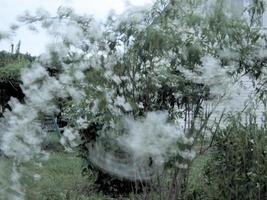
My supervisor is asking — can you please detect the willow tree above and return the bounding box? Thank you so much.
[52,0,266,197]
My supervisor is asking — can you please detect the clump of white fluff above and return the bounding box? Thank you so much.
[180,55,234,97]
[0,57,88,199]
[119,111,194,166]
[86,111,194,181]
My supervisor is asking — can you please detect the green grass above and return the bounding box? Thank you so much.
[0,131,115,200]
[185,153,211,198]
[1,151,115,200]
[0,138,211,200]
[25,152,87,200]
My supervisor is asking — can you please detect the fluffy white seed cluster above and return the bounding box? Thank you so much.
[87,111,194,180]
[120,111,194,165]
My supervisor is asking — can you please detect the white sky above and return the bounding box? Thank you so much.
[0,0,152,55]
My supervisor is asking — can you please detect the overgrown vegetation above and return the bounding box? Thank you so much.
[203,114,267,200]
[0,50,34,81]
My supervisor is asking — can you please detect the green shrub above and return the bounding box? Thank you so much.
[0,51,34,81]
[41,132,64,152]
[203,114,267,200]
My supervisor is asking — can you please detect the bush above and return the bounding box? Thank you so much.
[203,114,267,200]
[42,132,64,152]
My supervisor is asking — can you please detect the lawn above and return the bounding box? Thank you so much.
[0,134,211,200]
[1,151,115,200]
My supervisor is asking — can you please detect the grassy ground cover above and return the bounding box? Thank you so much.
[1,151,116,200]
[0,132,116,200]
[0,133,211,200]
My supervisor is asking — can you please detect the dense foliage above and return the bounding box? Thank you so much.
[0,50,34,81]
[203,113,267,200]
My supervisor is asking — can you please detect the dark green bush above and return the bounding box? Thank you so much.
[42,132,64,152]
[203,115,267,200]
